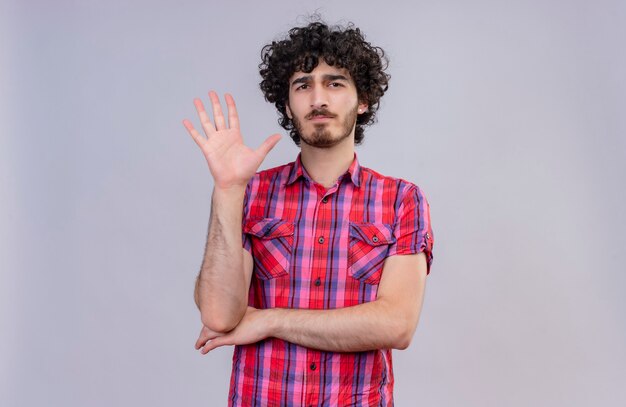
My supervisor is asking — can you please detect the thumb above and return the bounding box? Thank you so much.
[256,133,282,157]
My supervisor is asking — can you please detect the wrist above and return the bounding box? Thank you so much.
[213,184,247,196]
[266,308,285,338]
[212,185,247,207]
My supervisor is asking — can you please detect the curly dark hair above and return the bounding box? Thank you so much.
[259,20,390,145]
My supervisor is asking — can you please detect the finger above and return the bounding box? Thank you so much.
[209,91,227,130]
[182,119,207,148]
[224,93,240,129]
[193,98,215,136]
[256,133,282,157]
[195,326,222,349]
[195,337,206,350]
[195,328,209,349]
[201,336,229,354]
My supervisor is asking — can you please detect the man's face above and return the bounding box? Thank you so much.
[286,60,368,148]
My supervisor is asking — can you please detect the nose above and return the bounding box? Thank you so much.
[310,85,329,109]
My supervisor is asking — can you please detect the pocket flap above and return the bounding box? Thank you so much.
[349,222,395,246]
[244,218,294,240]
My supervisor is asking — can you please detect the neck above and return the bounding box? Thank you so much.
[300,137,355,189]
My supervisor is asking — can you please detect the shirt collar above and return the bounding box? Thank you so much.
[286,152,362,187]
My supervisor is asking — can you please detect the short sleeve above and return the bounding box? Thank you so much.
[386,184,435,274]
[241,180,252,253]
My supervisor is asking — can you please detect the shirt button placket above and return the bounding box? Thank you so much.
[308,183,324,407]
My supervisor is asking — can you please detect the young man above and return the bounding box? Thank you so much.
[183,21,434,406]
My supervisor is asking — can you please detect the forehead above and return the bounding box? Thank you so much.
[289,60,353,82]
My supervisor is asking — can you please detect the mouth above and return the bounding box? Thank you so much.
[309,115,333,121]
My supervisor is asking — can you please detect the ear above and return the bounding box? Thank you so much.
[357,102,368,115]
[285,103,293,119]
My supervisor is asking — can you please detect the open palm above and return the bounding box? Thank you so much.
[183,91,281,189]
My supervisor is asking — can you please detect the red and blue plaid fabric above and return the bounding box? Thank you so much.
[229,153,434,406]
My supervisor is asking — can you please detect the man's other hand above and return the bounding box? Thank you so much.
[195,307,271,354]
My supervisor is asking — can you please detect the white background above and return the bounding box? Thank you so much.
[1,0,624,405]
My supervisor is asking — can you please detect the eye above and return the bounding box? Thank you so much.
[329,82,344,88]
[295,83,309,90]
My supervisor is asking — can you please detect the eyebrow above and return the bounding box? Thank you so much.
[291,74,350,86]
[291,76,311,86]
[324,74,349,82]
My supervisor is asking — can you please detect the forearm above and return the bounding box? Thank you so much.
[195,185,248,332]
[268,299,414,352]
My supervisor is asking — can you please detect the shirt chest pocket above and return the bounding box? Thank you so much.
[348,222,396,285]
[243,218,294,280]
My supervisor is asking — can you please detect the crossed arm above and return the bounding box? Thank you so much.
[195,250,428,353]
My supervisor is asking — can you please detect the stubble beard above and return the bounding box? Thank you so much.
[291,103,359,149]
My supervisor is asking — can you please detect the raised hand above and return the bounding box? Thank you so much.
[183,91,282,189]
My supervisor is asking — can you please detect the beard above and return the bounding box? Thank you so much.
[291,103,358,149]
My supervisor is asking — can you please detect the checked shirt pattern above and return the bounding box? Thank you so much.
[228,153,434,406]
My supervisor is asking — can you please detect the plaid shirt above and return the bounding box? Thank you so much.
[229,153,434,406]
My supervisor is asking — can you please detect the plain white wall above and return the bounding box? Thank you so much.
[1,0,625,406]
